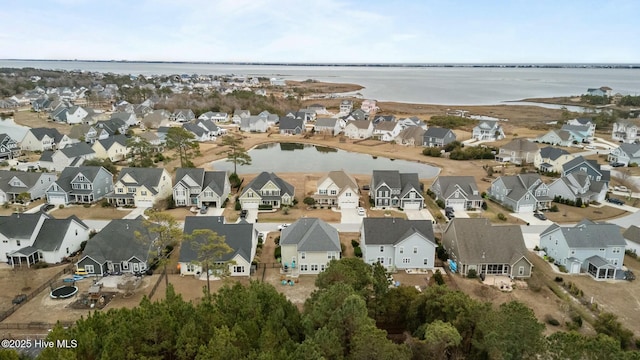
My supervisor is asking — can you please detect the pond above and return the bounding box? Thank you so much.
[211,142,440,179]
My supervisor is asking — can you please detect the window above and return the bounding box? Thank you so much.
[16,240,20,246]
[330,190,337,195]
[613,247,621,254]
[117,188,124,193]
[233,266,245,273]
[399,247,404,254]
[525,194,530,200]
[141,191,147,196]
[301,252,306,260]
[570,250,575,255]
[300,264,308,271]
[122,262,129,270]
[600,248,605,252]
[402,258,411,264]
[186,263,195,272]
[66,247,69,254]
[84,265,94,273]
[518,266,525,276]
[413,247,418,254]
[328,252,336,260]
[321,264,325,271]
[127,187,136,193]
[380,246,384,252]
[377,257,385,264]
[311,264,318,272]
[423,258,428,265]
[346,192,351,197]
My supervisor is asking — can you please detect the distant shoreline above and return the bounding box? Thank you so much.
[2,59,640,69]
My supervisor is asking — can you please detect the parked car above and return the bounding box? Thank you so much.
[240,210,248,219]
[533,212,547,221]
[585,145,596,150]
[41,203,55,212]
[611,162,626,167]
[362,185,370,191]
[12,294,27,305]
[357,207,366,216]
[199,206,208,214]
[277,223,291,231]
[607,198,625,205]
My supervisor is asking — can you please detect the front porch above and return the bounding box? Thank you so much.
[106,193,135,207]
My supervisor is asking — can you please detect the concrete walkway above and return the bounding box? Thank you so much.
[122,207,149,219]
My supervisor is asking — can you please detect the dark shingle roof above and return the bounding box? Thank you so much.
[81,218,152,264]
[59,142,95,158]
[362,218,435,245]
[117,167,166,192]
[52,166,107,192]
[539,146,570,161]
[0,213,49,239]
[32,216,88,251]
[241,172,294,197]
[279,116,304,130]
[423,127,454,139]
[280,218,340,252]
[95,134,128,150]
[541,221,626,248]
[30,128,64,143]
[181,216,255,263]
[624,225,640,244]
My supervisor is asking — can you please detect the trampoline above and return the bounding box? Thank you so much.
[50,285,78,299]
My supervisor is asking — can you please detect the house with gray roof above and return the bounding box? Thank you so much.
[395,126,425,146]
[95,118,127,136]
[370,170,424,210]
[313,170,360,209]
[361,218,436,271]
[232,109,251,124]
[238,172,294,210]
[20,127,72,152]
[314,117,341,136]
[171,109,195,123]
[173,168,230,209]
[343,120,373,139]
[29,216,89,264]
[430,175,483,211]
[182,122,211,142]
[69,124,110,144]
[107,167,172,208]
[442,218,532,278]
[608,143,640,167]
[0,170,57,203]
[45,166,114,205]
[372,120,402,142]
[566,117,596,137]
[495,138,539,164]
[180,216,258,277]
[39,142,96,172]
[398,116,427,130]
[540,219,626,279]
[0,133,20,160]
[141,110,172,129]
[488,173,552,212]
[623,225,640,255]
[280,218,340,274]
[110,111,138,127]
[562,156,609,184]
[422,127,457,147]
[560,124,592,143]
[0,212,48,265]
[258,111,279,126]
[612,118,640,144]
[198,111,228,123]
[536,129,577,147]
[196,119,224,137]
[240,116,268,133]
[279,116,305,135]
[472,120,505,141]
[76,218,153,276]
[92,134,129,162]
[548,171,607,203]
[534,146,573,173]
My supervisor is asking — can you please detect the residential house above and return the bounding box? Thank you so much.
[64,106,90,125]
[20,128,71,151]
[345,109,367,121]
[612,119,640,144]
[182,123,212,142]
[586,86,612,97]
[258,111,279,126]
[0,134,20,160]
[50,107,68,123]
[173,168,230,208]
[307,104,327,114]
[196,119,224,137]
[442,218,533,278]
[361,218,436,271]
[240,116,268,133]
[372,121,402,142]
[232,109,250,124]
[180,216,257,277]
[95,118,127,137]
[39,142,96,172]
[548,171,607,203]
[283,110,313,124]
[422,127,457,147]
[280,218,340,274]
[270,78,286,86]
[372,115,396,125]
[31,97,52,112]
[313,170,359,209]
[171,109,196,123]
[136,132,164,151]
[0,170,57,203]
[395,126,426,146]
[560,124,592,143]
[141,110,172,129]
[46,166,114,205]
[339,100,353,113]
[495,138,539,164]
[279,116,305,135]
[92,134,129,162]
[361,99,377,114]
[534,146,573,173]
[314,118,341,136]
[488,174,552,212]
[608,143,640,166]
[76,218,153,276]
[472,120,505,141]
[536,129,577,147]
[107,167,172,207]
[1,213,89,266]
[343,120,374,139]
[110,111,138,127]
[567,118,596,137]
[562,156,609,184]
[238,172,295,210]
[69,124,109,144]
[623,226,640,255]
[370,170,424,210]
[430,176,484,211]
[198,111,228,122]
[540,219,625,279]
[398,116,427,130]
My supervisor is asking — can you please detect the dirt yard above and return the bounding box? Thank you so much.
[0,265,71,313]
[49,204,131,220]
[0,200,43,216]
[13,108,72,135]
[544,203,629,223]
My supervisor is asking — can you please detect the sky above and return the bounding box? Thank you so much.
[1,0,638,63]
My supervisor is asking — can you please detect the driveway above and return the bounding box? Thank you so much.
[197,207,225,217]
[341,208,363,224]
[405,209,436,223]
[123,207,149,219]
[510,212,553,226]
[242,209,258,223]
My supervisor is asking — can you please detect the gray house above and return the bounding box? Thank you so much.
[540,220,626,279]
[423,127,456,147]
[548,171,607,203]
[76,218,153,276]
[623,225,640,255]
[0,134,21,160]
[0,170,57,204]
[536,129,576,147]
[370,170,424,210]
[608,143,640,166]
[495,138,539,165]
[430,176,484,211]
[361,218,436,271]
[238,172,295,210]
[173,168,230,208]
[280,218,340,274]
[442,218,532,278]
[562,156,609,184]
[488,174,552,213]
[45,166,114,205]
[279,116,305,135]
[314,118,341,136]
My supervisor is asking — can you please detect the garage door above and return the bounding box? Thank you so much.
[136,200,154,208]
[242,200,259,209]
[47,195,66,205]
[339,199,358,209]
[403,202,422,210]
[447,199,466,210]
[517,204,535,213]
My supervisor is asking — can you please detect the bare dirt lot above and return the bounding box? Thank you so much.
[545,203,628,223]
[49,204,131,220]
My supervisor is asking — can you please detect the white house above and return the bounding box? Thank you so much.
[313,170,360,209]
[343,120,373,139]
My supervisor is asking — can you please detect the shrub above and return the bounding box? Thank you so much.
[351,239,360,248]
[101,199,112,207]
[481,201,487,210]
[354,246,363,258]
[234,199,241,211]
[340,243,346,254]
[436,246,449,261]
[497,212,506,221]
[83,204,91,208]
[554,276,563,283]
[433,270,445,285]
[258,204,273,210]
[558,265,568,273]
[550,205,559,212]
[303,197,316,206]
[33,262,49,269]
[545,315,560,326]
[282,206,290,215]
[274,236,280,246]
[58,204,64,209]
[436,199,445,209]
[274,246,281,260]
[467,268,477,279]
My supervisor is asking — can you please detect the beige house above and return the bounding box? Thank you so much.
[533,146,574,173]
[107,167,172,208]
[495,138,538,165]
[343,120,373,139]
[313,170,360,209]
[280,218,340,274]
[92,135,129,162]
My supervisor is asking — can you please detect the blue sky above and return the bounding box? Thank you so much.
[1,0,638,63]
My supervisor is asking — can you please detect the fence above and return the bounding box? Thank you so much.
[148,271,166,300]
[0,264,74,323]
[0,321,74,330]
